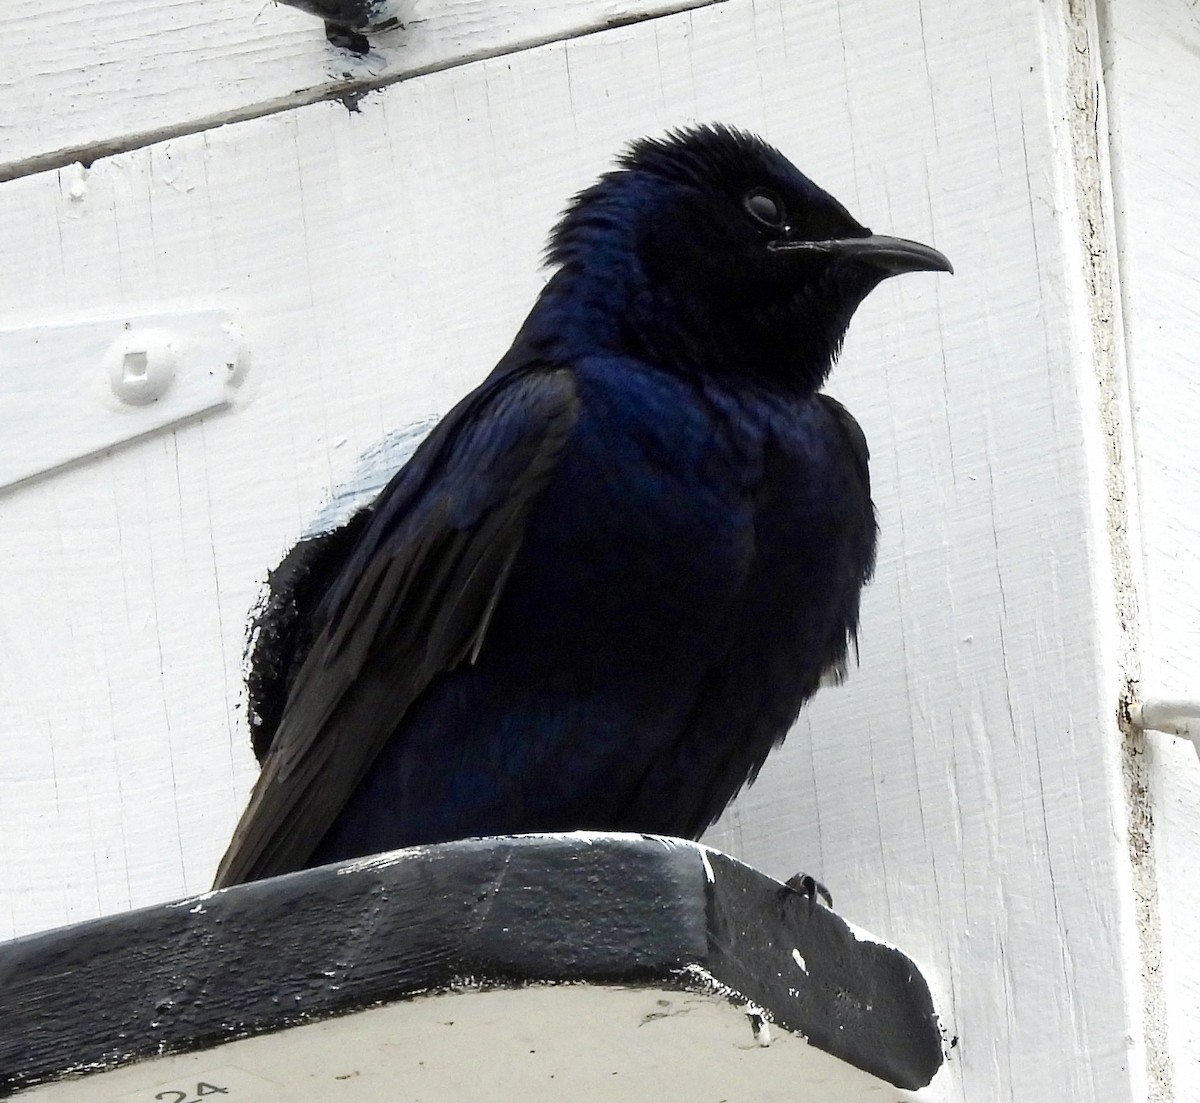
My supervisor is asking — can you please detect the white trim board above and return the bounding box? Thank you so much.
[0,0,719,183]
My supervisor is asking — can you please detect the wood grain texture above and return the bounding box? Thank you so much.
[0,1,1147,1099]
[0,0,718,182]
[1101,0,1200,1094]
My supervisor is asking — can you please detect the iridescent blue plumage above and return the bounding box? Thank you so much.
[216,125,950,886]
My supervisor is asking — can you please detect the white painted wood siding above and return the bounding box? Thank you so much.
[0,0,714,181]
[1102,0,1200,1096]
[0,0,1179,1098]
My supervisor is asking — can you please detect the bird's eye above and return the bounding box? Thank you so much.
[744,189,786,228]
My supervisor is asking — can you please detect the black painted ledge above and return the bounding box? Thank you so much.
[0,834,946,1099]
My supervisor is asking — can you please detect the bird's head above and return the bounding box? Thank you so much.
[545,124,951,390]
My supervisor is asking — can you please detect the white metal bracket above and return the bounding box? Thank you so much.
[0,309,246,493]
[1130,697,1200,762]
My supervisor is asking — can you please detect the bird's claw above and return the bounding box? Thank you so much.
[783,872,833,910]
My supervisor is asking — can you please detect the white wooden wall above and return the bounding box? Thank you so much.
[0,0,1192,1099]
[1100,0,1200,1095]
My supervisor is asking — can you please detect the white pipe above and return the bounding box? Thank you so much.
[1130,697,1200,762]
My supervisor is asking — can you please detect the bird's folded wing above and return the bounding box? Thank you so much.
[812,393,870,486]
[213,366,582,888]
[811,392,874,686]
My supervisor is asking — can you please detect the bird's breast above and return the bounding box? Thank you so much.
[482,362,870,688]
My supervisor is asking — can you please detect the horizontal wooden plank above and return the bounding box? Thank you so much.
[0,0,717,182]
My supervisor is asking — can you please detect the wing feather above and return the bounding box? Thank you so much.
[214,366,581,887]
[812,392,874,686]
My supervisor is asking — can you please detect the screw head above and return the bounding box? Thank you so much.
[105,331,177,405]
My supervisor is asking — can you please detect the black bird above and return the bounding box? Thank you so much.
[214,125,950,888]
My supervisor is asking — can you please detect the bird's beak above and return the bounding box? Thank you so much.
[771,233,954,276]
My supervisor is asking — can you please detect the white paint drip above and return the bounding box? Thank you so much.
[791,948,807,973]
[166,889,219,909]
[65,161,87,201]
[742,1002,772,1047]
